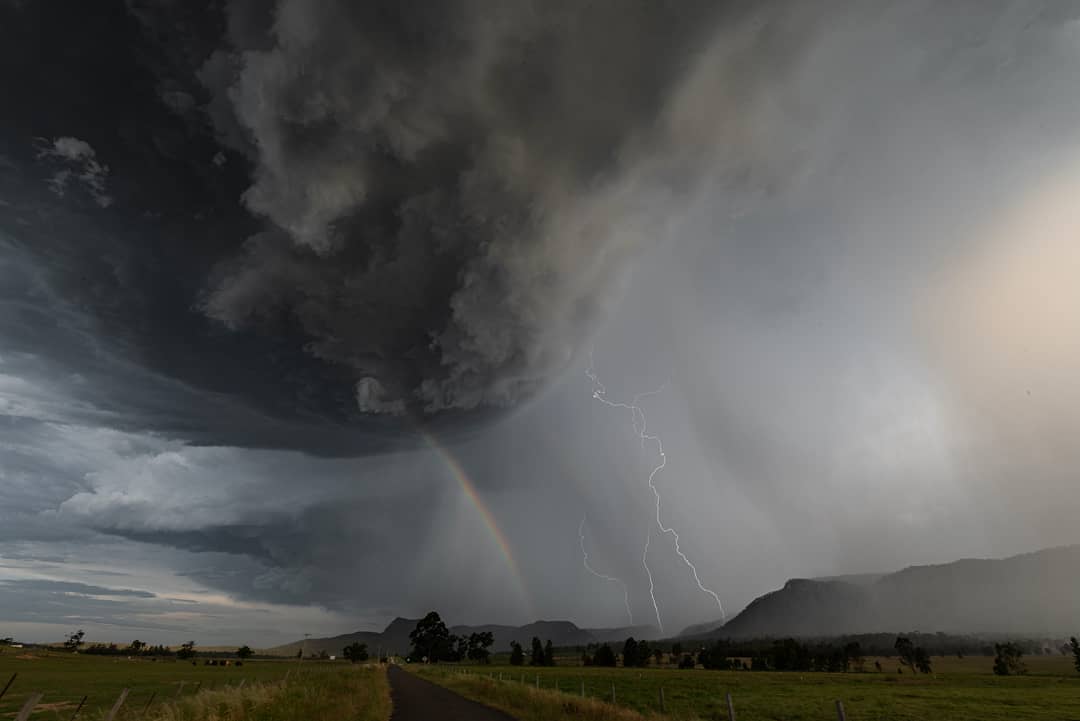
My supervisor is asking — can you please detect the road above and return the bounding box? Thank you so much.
[388,666,517,721]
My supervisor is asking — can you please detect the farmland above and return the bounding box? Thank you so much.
[413,655,1080,721]
[0,651,388,720]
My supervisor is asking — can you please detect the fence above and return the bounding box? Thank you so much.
[452,668,854,720]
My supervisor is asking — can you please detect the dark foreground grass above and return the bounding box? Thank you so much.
[146,664,390,721]
[414,658,1080,721]
[0,652,386,720]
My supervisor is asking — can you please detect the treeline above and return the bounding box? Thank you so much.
[408,612,495,663]
[83,640,176,657]
[508,637,556,666]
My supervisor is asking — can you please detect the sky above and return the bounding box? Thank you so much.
[2,0,1080,647]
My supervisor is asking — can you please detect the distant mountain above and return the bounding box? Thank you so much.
[687,545,1080,639]
[268,618,661,657]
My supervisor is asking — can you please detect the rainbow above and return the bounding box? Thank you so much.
[419,430,531,610]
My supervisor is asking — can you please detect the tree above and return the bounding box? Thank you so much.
[637,640,652,667]
[543,639,555,667]
[176,641,196,661]
[1071,637,1080,673]
[410,612,453,662]
[622,638,639,668]
[679,654,695,669]
[467,632,494,664]
[654,647,664,666]
[343,642,369,663]
[894,636,930,675]
[993,643,1026,676]
[844,642,865,673]
[593,643,617,667]
[64,629,85,652]
[530,637,544,666]
[509,641,525,666]
[236,645,254,661]
[127,640,145,654]
[914,647,933,675]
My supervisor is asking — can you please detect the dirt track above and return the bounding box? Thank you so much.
[388,665,517,721]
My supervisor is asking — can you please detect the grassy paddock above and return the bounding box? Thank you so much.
[0,651,380,719]
[414,658,1080,721]
[147,664,390,721]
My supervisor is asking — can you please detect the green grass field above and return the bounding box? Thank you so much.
[414,655,1080,721]
[0,651,349,719]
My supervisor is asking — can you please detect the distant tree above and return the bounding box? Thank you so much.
[343,642,369,663]
[127,640,145,654]
[844,642,865,673]
[638,640,652,667]
[176,641,196,661]
[593,644,617,667]
[236,645,254,661]
[671,642,682,657]
[530,637,544,666]
[874,660,883,673]
[894,637,930,675]
[678,654,695,669]
[410,612,453,662]
[653,647,663,666]
[296,648,303,659]
[992,643,1026,676]
[509,641,525,666]
[622,638,639,668]
[317,650,329,660]
[64,629,85,652]
[914,647,933,675]
[543,639,555,667]
[467,632,494,664]
[1070,637,1080,673]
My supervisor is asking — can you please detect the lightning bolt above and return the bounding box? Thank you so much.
[587,354,726,630]
[642,526,662,632]
[579,515,634,625]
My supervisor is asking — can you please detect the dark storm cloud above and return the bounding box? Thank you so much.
[0,0,757,453]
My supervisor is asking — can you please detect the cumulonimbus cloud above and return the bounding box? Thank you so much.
[195,0,784,415]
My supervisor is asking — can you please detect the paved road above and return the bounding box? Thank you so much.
[388,666,517,721]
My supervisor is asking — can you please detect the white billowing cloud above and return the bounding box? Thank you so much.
[37,136,112,208]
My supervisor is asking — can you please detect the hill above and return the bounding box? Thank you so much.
[268,618,661,657]
[688,545,1080,639]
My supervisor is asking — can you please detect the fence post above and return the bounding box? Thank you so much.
[581,680,585,698]
[555,679,559,693]
[14,693,42,721]
[238,679,246,689]
[659,687,666,713]
[104,688,129,721]
[142,691,157,713]
[611,682,616,704]
[69,694,87,721]
[726,692,736,721]
[0,673,16,703]
[835,700,847,721]
[176,680,186,697]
